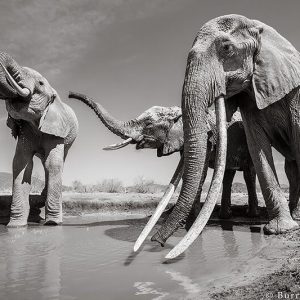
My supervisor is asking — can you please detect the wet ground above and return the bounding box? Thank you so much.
[0,214,292,300]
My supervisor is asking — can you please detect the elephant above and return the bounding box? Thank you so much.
[68,91,259,223]
[139,14,300,259]
[68,92,263,250]
[0,52,78,227]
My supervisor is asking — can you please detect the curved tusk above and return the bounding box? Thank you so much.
[165,96,227,259]
[134,183,175,252]
[0,62,30,97]
[103,137,133,150]
[133,155,184,252]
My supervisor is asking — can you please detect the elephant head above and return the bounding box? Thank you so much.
[68,92,184,157]
[0,52,71,138]
[147,14,300,259]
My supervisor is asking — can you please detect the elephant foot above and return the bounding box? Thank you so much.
[263,216,299,235]
[291,208,300,221]
[246,206,260,218]
[44,219,62,226]
[7,219,27,228]
[28,214,45,224]
[219,208,232,219]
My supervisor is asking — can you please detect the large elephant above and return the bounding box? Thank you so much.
[143,14,300,259]
[0,52,78,227]
[68,91,259,222]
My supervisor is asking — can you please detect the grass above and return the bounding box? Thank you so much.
[62,192,178,215]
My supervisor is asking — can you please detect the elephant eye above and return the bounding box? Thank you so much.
[223,43,234,53]
[39,81,44,86]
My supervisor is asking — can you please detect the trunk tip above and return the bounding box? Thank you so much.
[151,232,166,247]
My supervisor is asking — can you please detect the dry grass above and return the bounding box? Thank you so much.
[62,192,178,215]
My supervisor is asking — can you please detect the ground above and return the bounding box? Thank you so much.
[211,229,300,299]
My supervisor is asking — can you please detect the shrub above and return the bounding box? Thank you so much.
[131,176,157,194]
[98,178,124,193]
[72,180,86,193]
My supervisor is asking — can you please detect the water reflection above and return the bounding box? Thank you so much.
[221,224,239,258]
[165,269,201,295]
[134,282,169,299]
[0,217,268,300]
[0,227,63,300]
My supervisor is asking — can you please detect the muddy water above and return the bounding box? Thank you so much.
[0,215,274,300]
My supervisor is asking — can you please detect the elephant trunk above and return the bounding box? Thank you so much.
[69,91,142,140]
[151,53,227,250]
[0,52,32,99]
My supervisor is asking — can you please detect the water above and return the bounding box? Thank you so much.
[0,215,270,300]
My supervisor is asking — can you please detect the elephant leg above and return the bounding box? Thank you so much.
[219,169,236,219]
[7,141,34,227]
[244,165,260,218]
[28,164,47,223]
[43,140,65,225]
[285,159,300,220]
[241,111,298,234]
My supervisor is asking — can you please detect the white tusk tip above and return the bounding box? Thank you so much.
[133,244,140,252]
[165,249,181,260]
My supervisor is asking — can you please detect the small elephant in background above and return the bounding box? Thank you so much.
[68,91,259,219]
[0,52,78,227]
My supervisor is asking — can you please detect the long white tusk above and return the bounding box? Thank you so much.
[0,62,30,98]
[133,155,184,252]
[103,137,133,150]
[134,183,175,252]
[165,96,227,259]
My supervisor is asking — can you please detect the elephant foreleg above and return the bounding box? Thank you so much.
[219,169,236,219]
[243,165,260,217]
[7,142,34,227]
[285,159,300,220]
[43,142,64,225]
[241,110,298,234]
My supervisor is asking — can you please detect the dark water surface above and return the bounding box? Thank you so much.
[0,214,270,300]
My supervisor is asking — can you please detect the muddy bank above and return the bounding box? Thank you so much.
[210,229,300,299]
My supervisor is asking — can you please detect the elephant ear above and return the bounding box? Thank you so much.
[158,115,183,157]
[39,93,70,138]
[252,21,300,109]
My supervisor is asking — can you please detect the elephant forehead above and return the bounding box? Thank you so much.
[137,106,181,122]
[23,67,50,85]
[196,14,256,43]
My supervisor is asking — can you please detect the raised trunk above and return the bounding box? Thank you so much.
[151,53,226,246]
[0,52,27,99]
[69,91,142,140]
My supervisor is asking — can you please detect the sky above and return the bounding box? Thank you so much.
[0,0,299,186]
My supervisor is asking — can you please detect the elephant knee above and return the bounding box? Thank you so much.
[47,161,63,176]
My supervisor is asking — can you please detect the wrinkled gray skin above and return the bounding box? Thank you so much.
[150,14,300,245]
[68,92,259,219]
[0,52,78,227]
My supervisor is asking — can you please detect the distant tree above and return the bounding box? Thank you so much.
[100,178,124,193]
[132,176,156,194]
[72,180,86,193]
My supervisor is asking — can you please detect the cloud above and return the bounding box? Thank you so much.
[0,0,184,81]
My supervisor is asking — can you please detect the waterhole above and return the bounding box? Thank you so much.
[0,214,274,300]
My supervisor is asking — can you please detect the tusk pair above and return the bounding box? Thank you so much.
[103,137,133,150]
[0,62,30,98]
[165,96,227,259]
[133,155,184,252]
